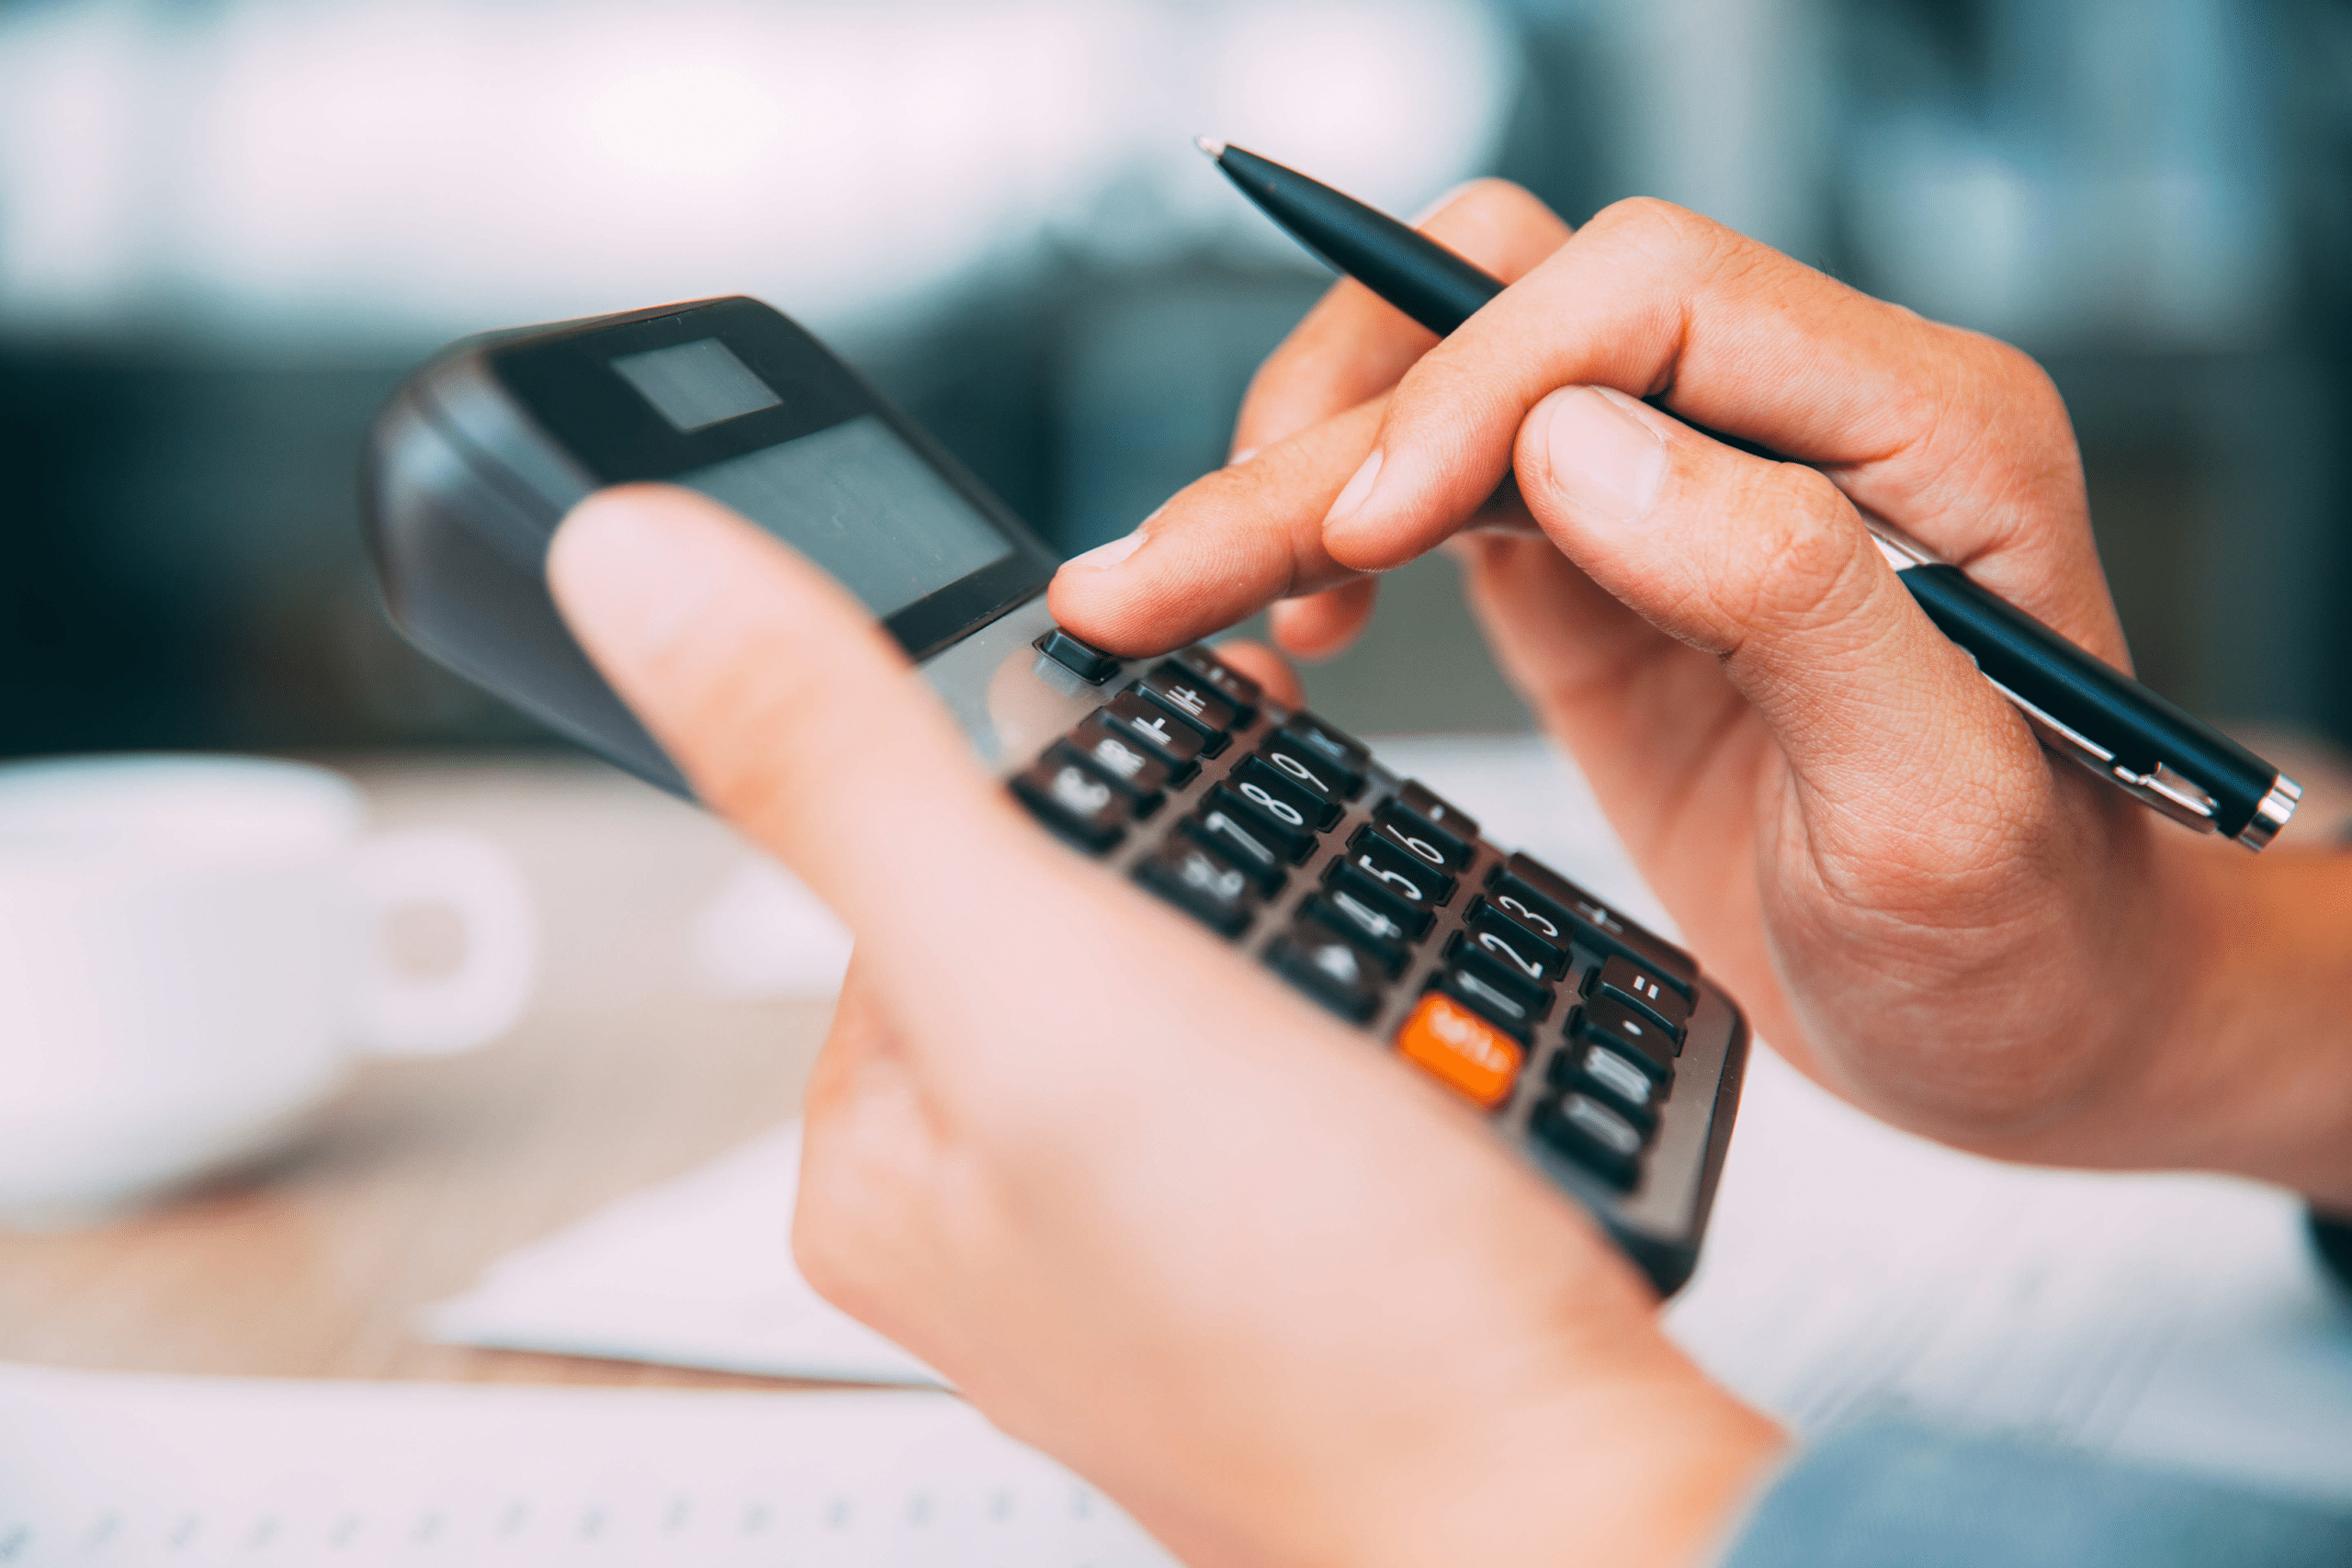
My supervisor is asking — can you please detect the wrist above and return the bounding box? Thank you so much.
[2140,840,2352,1205]
[1343,1348,1786,1568]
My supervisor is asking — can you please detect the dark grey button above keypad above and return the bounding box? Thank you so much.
[1374,792,1475,874]
[1133,839,1260,938]
[1102,691,1211,771]
[1183,804,1291,895]
[1341,829,1455,912]
[1397,780,1479,843]
[1463,900,1569,983]
[1204,782,1316,863]
[1136,664,1238,741]
[1173,647,1261,724]
[1009,756,1130,854]
[1034,627,1122,684]
[1589,955,1690,1040]
[1255,735,1362,805]
[1574,995,1681,1066]
[1267,928,1386,1022]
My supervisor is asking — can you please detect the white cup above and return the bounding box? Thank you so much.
[0,754,537,1224]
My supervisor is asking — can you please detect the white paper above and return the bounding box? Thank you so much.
[1668,1047,2352,1501]
[426,1122,937,1387]
[0,1363,1172,1567]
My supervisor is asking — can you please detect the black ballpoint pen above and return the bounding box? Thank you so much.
[1198,137,2301,851]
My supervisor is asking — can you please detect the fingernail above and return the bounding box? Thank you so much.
[1064,528,1148,572]
[1228,446,1260,467]
[551,491,718,659]
[1540,387,1668,522]
[1323,448,1385,531]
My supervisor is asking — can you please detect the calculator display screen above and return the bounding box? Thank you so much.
[674,416,1015,621]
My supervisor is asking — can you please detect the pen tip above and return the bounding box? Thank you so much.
[1193,134,1226,160]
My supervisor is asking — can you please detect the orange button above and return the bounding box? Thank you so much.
[1396,993,1523,1109]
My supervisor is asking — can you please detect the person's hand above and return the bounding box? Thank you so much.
[1047,185,2352,1205]
[546,485,1782,1568]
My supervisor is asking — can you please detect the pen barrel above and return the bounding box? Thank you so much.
[1897,564,2278,839]
[1215,146,1500,335]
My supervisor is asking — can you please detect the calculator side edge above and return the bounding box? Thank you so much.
[361,367,694,796]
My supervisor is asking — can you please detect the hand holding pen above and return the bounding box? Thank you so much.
[1046,160,2352,1206]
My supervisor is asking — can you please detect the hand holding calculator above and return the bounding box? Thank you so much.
[364,296,1747,1292]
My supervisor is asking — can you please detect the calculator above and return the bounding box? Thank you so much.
[362,297,1749,1295]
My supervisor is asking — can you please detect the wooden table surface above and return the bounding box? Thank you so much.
[0,757,838,1391]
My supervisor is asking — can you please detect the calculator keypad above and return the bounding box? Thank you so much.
[1005,634,1735,1282]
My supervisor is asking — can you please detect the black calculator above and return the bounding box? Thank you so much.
[362,296,1748,1295]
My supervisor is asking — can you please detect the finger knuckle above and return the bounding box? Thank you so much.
[1729,463,1871,633]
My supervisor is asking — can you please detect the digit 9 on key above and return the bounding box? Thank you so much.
[363,294,1750,1296]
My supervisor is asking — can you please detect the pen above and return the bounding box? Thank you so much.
[1198,137,2301,851]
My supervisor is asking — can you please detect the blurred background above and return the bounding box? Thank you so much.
[1,0,2346,750]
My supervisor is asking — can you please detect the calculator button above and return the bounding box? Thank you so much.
[1266,929,1386,1022]
[1547,1041,1666,1127]
[1322,860,1436,942]
[1531,1094,1644,1189]
[1396,993,1523,1110]
[1204,783,1317,863]
[1429,964,1541,1044]
[1445,940,1555,1024]
[1009,757,1130,854]
[1589,956,1691,1039]
[1396,780,1479,843]
[1279,711,1371,773]
[1575,995,1681,1065]
[1463,900,1569,983]
[1255,735,1363,804]
[1055,726,1171,804]
[1132,840,1260,938]
[1295,894,1408,976]
[1102,692,1211,771]
[1034,627,1121,684]
[1499,853,1695,992]
[1182,804,1292,895]
[1136,665,1238,740]
[1228,756,1342,832]
[1370,798,1475,875]
[1342,829,1456,912]
[1068,709,1185,789]
[1173,647,1261,724]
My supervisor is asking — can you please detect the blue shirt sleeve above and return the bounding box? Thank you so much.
[1719,1424,2352,1568]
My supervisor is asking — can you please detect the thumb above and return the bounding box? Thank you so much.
[545,482,1033,935]
[1514,386,2044,842]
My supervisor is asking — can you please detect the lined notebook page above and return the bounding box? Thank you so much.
[0,1365,1176,1567]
